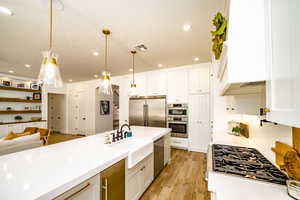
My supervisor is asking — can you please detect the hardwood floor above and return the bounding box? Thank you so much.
[141,149,210,200]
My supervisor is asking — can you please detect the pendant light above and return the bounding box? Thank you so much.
[99,29,113,96]
[37,0,63,88]
[130,50,137,96]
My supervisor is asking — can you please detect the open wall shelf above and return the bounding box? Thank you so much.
[0,86,41,93]
[0,97,41,103]
[0,120,46,125]
[0,110,41,114]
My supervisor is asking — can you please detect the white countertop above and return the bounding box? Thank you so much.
[208,131,292,200]
[0,126,171,200]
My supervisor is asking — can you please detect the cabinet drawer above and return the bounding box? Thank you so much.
[171,137,188,148]
[127,153,153,179]
[54,174,100,200]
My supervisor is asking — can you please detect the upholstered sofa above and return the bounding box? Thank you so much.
[0,133,43,156]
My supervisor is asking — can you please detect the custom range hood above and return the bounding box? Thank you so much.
[220,81,266,96]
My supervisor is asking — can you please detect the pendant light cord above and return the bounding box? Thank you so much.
[105,34,108,72]
[132,53,135,84]
[49,0,53,50]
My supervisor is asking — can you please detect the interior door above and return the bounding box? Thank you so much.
[147,97,166,127]
[129,98,146,126]
[265,0,300,128]
[78,90,89,135]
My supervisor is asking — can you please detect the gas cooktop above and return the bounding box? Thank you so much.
[212,144,288,185]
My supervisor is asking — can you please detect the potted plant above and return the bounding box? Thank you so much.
[14,115,23,122]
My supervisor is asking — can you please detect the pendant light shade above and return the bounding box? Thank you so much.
[99,29,113,96]
[130,50,137,96]
[38,51,63,88]
[99,71,113,95]
[38,0,63,88]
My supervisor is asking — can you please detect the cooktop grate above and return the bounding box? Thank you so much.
[212,144,288,185]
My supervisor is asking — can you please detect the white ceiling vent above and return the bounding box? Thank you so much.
[134,44,148,52]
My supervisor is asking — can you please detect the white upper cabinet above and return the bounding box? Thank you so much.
[226,0,266,83]
[265,0,300,128]
[146,70,167,96]
[219,0,267,95]
[188,64,210,94]
[167,69,188,103]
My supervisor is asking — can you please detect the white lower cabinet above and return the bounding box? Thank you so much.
[164,133,171,165]
[126,153,154,200]
[171,137,188,149]
[54,174,100,200]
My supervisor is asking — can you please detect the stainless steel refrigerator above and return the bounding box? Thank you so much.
[129,96,167,127]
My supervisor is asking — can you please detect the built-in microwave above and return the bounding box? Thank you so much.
[168,104,188,116]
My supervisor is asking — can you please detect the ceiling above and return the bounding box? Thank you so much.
[0,0,224,82]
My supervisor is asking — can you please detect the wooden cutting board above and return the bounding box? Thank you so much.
[292,127,300,154]
[271,141,295,167]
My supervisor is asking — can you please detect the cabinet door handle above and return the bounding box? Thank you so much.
[64,182,91,200]
[102,178,108,200]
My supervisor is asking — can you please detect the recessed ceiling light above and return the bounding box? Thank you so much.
[94,74,99,78]
[8,70,14,73]
[158,64,163,68]
[25,64,31,68]
[194,57,199,61]
[0,7,13,16]
[68,79,73,82]
[92,51,99,56]
[129,68,133,72]
[183,24,192,32]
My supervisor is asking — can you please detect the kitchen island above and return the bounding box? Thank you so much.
[0,126,171,200]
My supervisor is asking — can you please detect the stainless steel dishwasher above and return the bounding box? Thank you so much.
[154,137,165,178]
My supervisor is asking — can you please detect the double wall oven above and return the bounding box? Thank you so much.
[167,104,188,138]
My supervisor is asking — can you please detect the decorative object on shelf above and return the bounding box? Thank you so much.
[232,126,245,136]
[6,107,12,111]
[211,12,227,60]
[26,96,31,100]
[24,106,29,110]
[2,80,12,87]
[30,83,40,90]
[33,93,42,100]
[16,83,25,88]
[37,0,63,88]
[31,117,42,121]
[99,29,113,96]
[14,115,23,121]
[130,50,137,96]
[100,100,110,115]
